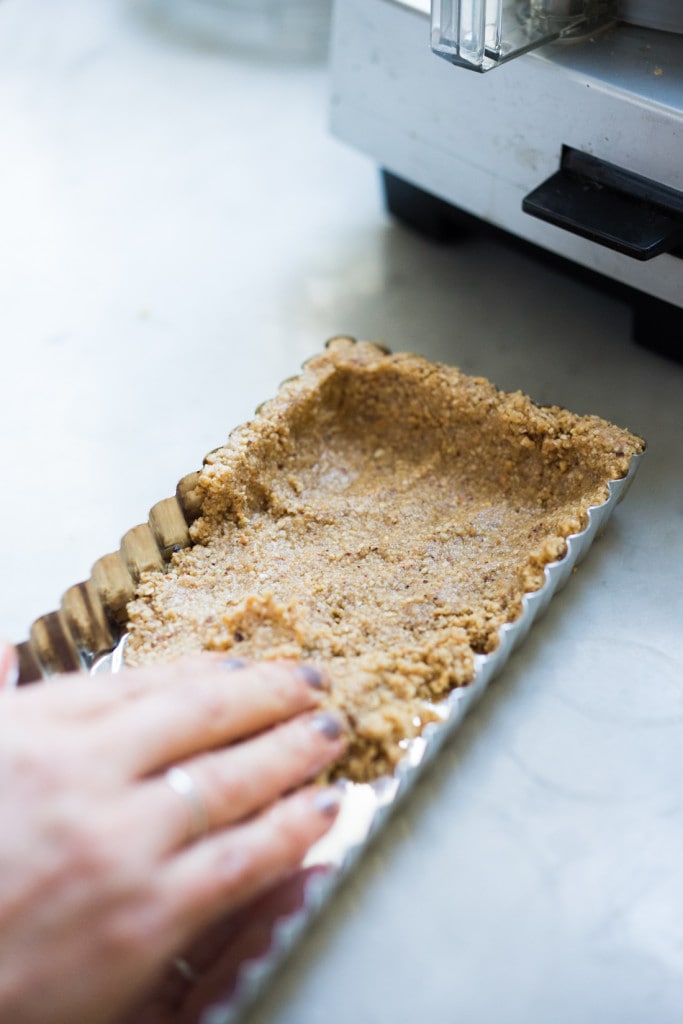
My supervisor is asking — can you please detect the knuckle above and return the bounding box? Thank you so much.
[216,845,254,888]
[15,740,72,795]
[273,720,318,773]
[279,715,339,771]
[103,914,146,960]
[270,799,312,862]
[57,815,117,881]
[177,679,230,741]
[26,808,119,903]
[101,896,166,962]
[194,754,238,812]
[215,806,307,885]
[265,676,294,712]
[118,671,154,702]
[255,662,309,707]
[165,679,231,745]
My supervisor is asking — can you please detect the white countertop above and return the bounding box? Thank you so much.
[1,2,682,1022]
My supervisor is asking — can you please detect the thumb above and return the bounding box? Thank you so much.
[0,640,19,691]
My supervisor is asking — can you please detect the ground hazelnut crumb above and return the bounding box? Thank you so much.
[125,339,644,782]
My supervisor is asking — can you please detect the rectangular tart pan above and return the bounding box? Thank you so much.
[14,339,645,1024]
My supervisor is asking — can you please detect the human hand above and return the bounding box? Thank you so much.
[122,864,334,1023]
[0,642,345,1024]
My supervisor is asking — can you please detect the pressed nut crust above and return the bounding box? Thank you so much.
[125,339,644,781]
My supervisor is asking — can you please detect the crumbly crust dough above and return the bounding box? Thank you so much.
[125,339,644,781]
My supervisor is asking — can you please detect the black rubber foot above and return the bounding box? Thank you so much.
[632,293,683,361]
[382,170,475,244]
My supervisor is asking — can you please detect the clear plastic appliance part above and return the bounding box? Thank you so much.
[431,0,616,71]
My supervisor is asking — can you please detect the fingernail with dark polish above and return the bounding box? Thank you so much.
[314,788,342,818]
[297,664,329,691]
[311,711,344,740]
[222,658,247,671]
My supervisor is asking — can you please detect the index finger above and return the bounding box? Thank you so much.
[12,653,241,719]
[88,659,330,779]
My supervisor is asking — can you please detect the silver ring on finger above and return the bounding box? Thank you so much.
[164,764,210,843]
[173,956,199,984]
